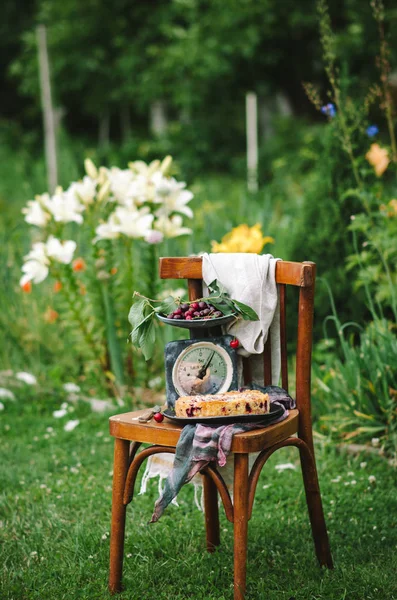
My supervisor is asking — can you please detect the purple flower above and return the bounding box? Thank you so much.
[321,103,336,118]
[366,125,379,137]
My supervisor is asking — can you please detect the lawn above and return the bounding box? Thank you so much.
[1,384,397,600]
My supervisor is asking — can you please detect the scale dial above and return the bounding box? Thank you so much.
[172,341,234,397]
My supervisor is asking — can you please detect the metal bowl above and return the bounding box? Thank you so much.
[156,313,237,329]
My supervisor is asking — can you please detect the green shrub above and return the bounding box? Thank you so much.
[313,313,397,457]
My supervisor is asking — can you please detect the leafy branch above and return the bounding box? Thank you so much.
[128,280,258,361]
[204,280,259,321]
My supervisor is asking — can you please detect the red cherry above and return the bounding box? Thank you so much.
[230,339,239,349]
[153,412,164,423]
[190,302,199,310]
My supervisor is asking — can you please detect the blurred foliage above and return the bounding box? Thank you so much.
[2,0,397,174]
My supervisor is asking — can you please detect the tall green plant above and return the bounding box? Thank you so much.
[313,282,397,456]
[309,0,397,455]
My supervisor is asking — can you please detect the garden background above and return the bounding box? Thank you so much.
[1,1,397,599]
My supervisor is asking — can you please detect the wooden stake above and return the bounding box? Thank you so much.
[246,92,258,193]
[36,24,58,194]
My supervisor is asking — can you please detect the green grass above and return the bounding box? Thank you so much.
[1,387,397,600]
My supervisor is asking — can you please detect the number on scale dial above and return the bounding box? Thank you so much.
[172,341,233,397]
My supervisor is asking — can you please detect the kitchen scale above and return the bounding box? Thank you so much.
[157,313,239,409]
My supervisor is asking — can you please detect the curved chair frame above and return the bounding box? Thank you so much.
[108,258,333,599]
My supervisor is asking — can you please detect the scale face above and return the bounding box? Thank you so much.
[165,335,238,408]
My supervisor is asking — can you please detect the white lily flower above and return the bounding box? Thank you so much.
[20,241,49,284]
[154,214,192,238]
[16,372,37,385]
[153,173,194,217]
[20,260,49,286]
[126,174,156,206]
[113,206,154,239]
[22,194,51,227]
[94,212,121,242]
[68,177,97,206]
[144,229,164,244]
[107,167,136,204]
[23,241,49,265]
[46,189,84,224]
[46,236,76,264]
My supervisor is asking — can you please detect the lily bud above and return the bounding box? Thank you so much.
[98,180,111,202]
[84,158,98,180]
[98,166,108,186]
[129,160,146,174]
[147,160,161,176]
[160,155,173,175]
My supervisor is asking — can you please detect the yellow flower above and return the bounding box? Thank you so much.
[211,223,274,254]
[365,143,390,177]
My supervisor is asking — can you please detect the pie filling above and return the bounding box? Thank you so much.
[175,390,270,418]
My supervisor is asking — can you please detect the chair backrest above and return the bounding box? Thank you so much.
[159,257,316,438]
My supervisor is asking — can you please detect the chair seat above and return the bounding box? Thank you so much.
[109,408,299,453]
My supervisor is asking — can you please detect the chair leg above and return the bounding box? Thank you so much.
[109,438,130,593]
[233,453,249,600]
[299,443,333,569]
[203,473,220,552]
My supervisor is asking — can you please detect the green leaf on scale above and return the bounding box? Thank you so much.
[154,295,178,315]
[232,300,259,321]
[130,312,154,345]
[208,279,228,296]
[128,298,147,329]
[139,319,156,361]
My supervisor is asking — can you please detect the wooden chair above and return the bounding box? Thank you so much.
[108,257,333,600]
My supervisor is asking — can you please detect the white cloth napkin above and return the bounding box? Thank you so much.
[202,253,281,386]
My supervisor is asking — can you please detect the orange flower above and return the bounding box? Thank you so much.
[388,199,397,215]
[110,267,118,275]
[53,280,62,293]
[72,258,86,272]
[44,308,59,324]
[21,281,32,293]
[365,143,390,177]
[380,199,397,217]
